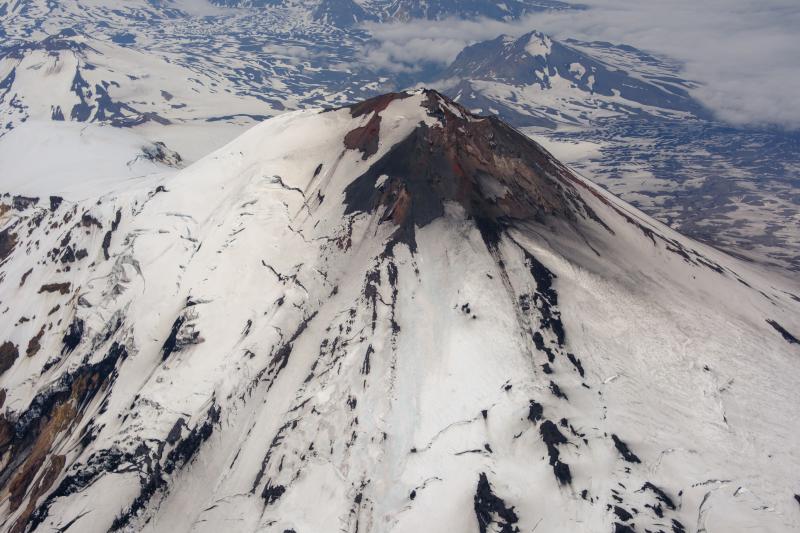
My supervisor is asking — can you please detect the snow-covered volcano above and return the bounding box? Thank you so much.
[0,90,798,533]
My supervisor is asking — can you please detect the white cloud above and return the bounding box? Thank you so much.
[360,17,535,71]
[262,44,314,64]
[169,0,229,17]
[362,0,800,129]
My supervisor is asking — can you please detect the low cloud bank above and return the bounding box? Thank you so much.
[362,0,800,129]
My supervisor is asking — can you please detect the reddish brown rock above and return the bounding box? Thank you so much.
[26,325,45,357]
[0,341,19,376]
[38,283,71,295]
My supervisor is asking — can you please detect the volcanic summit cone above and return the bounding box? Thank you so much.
[0,90,798,532]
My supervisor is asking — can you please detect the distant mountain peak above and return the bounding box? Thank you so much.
[442,30,704,127]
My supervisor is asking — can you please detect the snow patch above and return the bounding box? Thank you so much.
[525,33,552,58]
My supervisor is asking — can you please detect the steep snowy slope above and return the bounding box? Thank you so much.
[0,90,798,533]
[0,120,182,201]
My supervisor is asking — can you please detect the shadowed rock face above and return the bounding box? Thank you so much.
[474,472,520,533]
[0,227,17,263]
[343,90,604,251]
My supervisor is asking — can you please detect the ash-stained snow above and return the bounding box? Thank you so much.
[0,90,798,533]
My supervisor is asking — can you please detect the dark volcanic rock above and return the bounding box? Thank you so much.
[262,483,286,505]
[0,342,19,376]
[49,196,63,211]
[61,318,84,355]
[343,90,606,252]
[641,481,676,511]
[162,316,187,360]
[0,227,17,262]
[26,325,45,357]
[39,283,71,295]
[0,342,128,530]
[612,434,641,463]
[12,196,38,211]
[766,319,799,345]
[527,400,543,423]
[540,419,571,485]
[613,505,633,521]
[474,472,520,533]
[344,112,382,160]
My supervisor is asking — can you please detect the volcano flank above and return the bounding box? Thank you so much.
[0,90,797,533]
